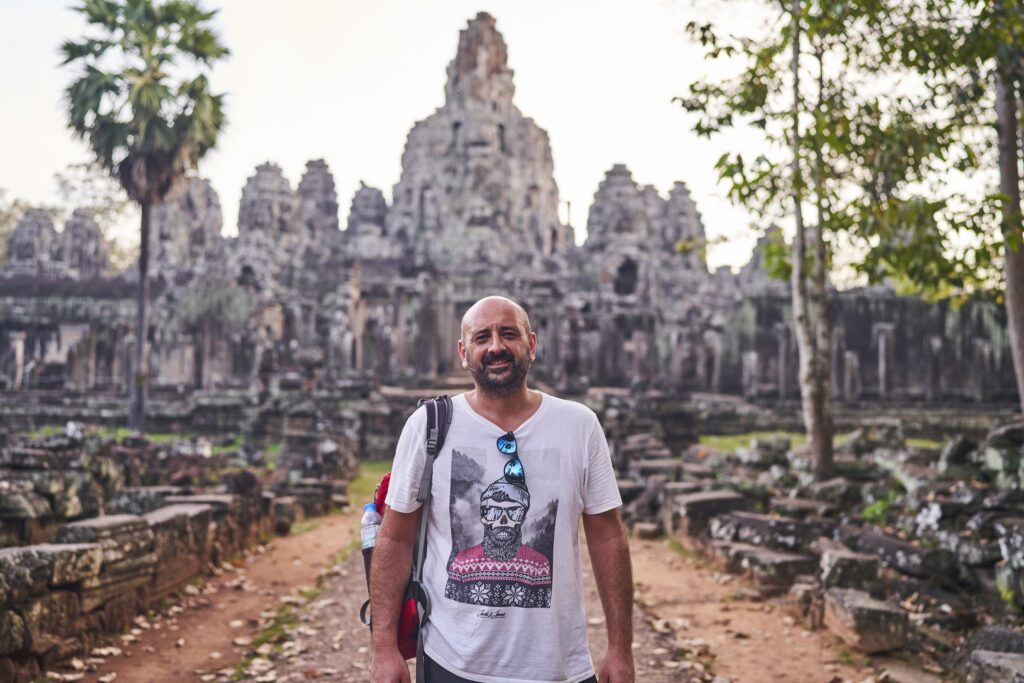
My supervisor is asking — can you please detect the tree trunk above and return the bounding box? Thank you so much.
[788,0,831,480]
[128,200,151,433]
[995,73,1024,416]
[810,48,835,479]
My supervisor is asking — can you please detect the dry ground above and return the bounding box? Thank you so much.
[55,506,936,683]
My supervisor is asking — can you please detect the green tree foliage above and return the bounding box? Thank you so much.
[62,0,228,431]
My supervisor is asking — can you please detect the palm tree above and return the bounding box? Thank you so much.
[62,0,228,432]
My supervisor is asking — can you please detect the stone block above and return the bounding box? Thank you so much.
[769,497,837,519]
[847,528,958,582]
[632,521,660,539]
[56,515,155,566]
[740,546,818,593]
[806,477,860,508]
[616,480,645,505]
[735,436,790,468]
[823,588,908,654]
[17,590,81,658]
[995,517,1024,570]
[630,458,684,481]
[106,485,184,515]
[32,543,102,585]
[0,547,53,607]
[0,448,58,470]
[667,490,747,538]
[272,496,300,536]
[0,610,26,656]
[708,511,831,551]
[937,435,977,474]
[820,548,880,590]
[0,487,51,520]
[965,651,1024,682]
[144,503,213,600]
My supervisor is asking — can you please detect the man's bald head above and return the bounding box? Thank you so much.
[460,296,532,341]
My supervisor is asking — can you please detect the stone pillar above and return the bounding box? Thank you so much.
[741,351,759,398]
[88,328,98,389]
[874,323,895,399]
[775,322,788,398]
[831,325,846,401]
[924,335,942,402]
[844,351,861,401]
[704,330,722,393]
[10,331,26,389]
[972,338,993,402]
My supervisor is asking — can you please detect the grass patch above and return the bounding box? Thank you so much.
[665,537,710,569]
[860,490,901,526]
[907,436,944,450]
[348,459,394,505]
[290,518,323,536]
[213,434,244,455]
[698,431,806,453]
[839,648,855,667]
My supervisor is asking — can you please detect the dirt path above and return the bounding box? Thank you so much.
[59,510,916,683]
[66,511,357,683]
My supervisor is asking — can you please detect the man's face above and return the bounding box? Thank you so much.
[458,300,537,395]
[480,498,527,560]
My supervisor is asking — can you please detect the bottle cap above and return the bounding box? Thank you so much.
[363,503,377,512]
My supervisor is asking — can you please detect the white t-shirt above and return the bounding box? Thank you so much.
[385,391,622,683]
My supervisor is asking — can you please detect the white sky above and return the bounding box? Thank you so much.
[0,0,768,271]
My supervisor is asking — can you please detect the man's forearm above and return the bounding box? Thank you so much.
[369,527,415,650]
[585,514,634,653]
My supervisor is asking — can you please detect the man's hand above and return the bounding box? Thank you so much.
[583,509,635,683]
[371,645,411,683]
[598,647,635,683]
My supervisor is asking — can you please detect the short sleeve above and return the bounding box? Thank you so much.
[384,406,428,513]
[582,412,622,515]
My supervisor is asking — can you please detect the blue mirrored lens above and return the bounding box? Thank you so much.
[497,432,517,455]
[504,457,525,484]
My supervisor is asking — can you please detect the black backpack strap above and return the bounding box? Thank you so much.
[409,395,452,680]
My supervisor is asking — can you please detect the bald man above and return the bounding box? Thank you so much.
[370,296,634,683]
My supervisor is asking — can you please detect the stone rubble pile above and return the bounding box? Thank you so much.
[611,417,1024,678]
[0,423,354,683]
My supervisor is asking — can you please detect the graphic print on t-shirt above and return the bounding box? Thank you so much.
[445,448,558,609]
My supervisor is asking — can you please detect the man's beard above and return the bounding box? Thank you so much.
[482,525,522,561]
[470,350,531,396]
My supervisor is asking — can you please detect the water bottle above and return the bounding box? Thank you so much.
[361,503,382,590]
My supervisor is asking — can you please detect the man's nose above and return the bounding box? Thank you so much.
[485,330,505,351]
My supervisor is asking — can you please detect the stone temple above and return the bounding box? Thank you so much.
[0,13,1016,405]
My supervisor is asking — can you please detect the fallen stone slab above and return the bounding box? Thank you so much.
[740,546,818,593]
[823,588,909,654]
[107,486,185,515]
[846,528,958,583]
[708,511,832,552]
[0,487,52,520]
[769,497,837,519]
[820,547,881,591]
[144,504,213,600]
[805,477,860,508]
[629,458,684,482]
[616,480,645,505]
[995,517,1024,570]
[947,625,1024,673]
[56,515,154,566]
[965,650,1024,682]
[666,490,747,538]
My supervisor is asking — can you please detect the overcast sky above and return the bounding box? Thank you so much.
[0,0,768,271]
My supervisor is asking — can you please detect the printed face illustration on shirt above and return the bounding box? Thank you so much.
[445,448,557,609]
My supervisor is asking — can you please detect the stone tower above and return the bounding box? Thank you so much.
[2,209,60,277]
[386,12,570,267]
[151,177,224,277]
[58,209,109,279]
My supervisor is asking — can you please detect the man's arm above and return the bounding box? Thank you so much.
[583,508,635,683]
[369,507,420,683]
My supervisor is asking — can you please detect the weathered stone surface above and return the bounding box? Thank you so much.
[740,546,818,593]
[144,503,213,599]
[845,527,958,582]
[56,515,154,564]
[0,610,26,656]
[769,497,836,518]
[735,436,790,468]
[629,458,684,481]
[666,490,747,537]
[58,208,109,279]
[17,590,80,657]
[995,518,1024,570]
[708,511,831,552]
[949,626,1024,672]
[32,543,102,585]
[106,485,185,515]
[823,588,909,654]
[965,650,1024,682]
[0,486,51,519]
[820,547,880,590]
[938,435,977,474]
[0,547,52,607]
